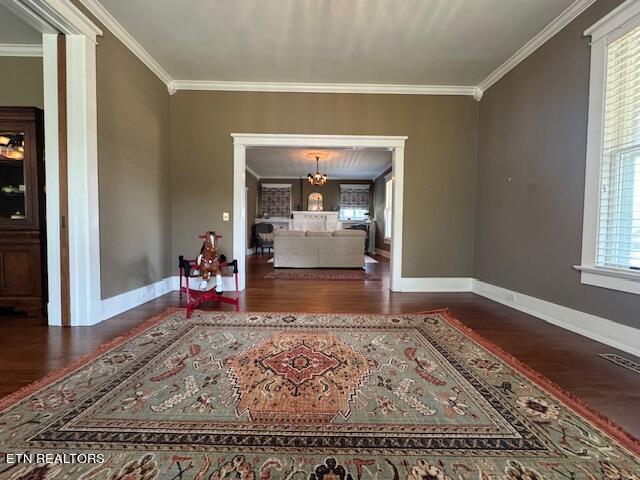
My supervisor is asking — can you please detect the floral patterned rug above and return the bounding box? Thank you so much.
[0,309,638,479]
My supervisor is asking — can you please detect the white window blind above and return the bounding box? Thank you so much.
[339,184,370,221]
[597,24,640,270]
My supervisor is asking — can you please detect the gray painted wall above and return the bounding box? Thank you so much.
[0,5,41,44]
[475,0,639,329]
[0,57,43,109]
[74,2,173,299]
[170,91,479,278]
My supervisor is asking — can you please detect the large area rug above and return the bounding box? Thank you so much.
[265,269,381,280]
[0,309,638,479]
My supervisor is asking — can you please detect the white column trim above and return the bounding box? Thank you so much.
[232,134,407,292]
[42,33,61,326]
[390,146,404,292]
[66,35,102,325]
[10,0,103,326]
[233,144,247,292]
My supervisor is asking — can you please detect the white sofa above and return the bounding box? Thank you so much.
[273,230,365,268]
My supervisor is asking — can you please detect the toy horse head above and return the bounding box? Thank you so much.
[199,231,220,257]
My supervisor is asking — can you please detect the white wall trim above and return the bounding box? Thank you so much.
[169,276,237,295]
[375,248,391,259]
[65,34,103,326]
[14,0,606,101]
[101,275,239,321]
[12,2,103,326]
[174,80,481,98]
[232,133,407,292]
[0,43,43,57]
[75,0,174,92]
[395,277,473,292]
[98,271,640,357]
[20,0,103,41]
[478,0,598,92]
[574,265,640,295]
[584,0,640,43]
[261,183,293,189]
[3,1,58,34]
[42,34,61,326]
[472,280,640,358]
[101,277,173,322]
[245,165,260,180]
[576,0,640,296]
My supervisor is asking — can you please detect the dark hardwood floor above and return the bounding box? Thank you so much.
[1,253,639,437]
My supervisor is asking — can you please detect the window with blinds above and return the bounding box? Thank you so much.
[339,184,370,221]
[261,184,292,217]
[597,23,640,270]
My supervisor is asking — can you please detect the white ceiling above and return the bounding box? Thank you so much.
[98,0,575,86]
[0,5,41,45]
[246,147,392,180]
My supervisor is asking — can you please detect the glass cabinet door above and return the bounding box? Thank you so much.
[0,131,27,223]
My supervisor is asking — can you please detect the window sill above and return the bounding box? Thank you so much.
[573,264,640,295]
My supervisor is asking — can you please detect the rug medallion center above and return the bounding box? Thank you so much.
[226,331,371,423]
[262,344,339,386]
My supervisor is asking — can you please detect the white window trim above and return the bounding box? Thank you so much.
[577,0,640,295]
[384,174,393,241]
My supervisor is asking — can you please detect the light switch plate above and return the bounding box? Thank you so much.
[223,212,230,221]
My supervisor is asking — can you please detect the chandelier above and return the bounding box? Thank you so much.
[307,155,328,186]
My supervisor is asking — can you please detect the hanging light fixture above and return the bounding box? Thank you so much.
[307,155,328,186]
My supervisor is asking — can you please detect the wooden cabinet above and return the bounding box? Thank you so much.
[0,107,46,316]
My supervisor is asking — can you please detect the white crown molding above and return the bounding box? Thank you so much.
[373,165,392,180]
[261,183,293,188]
[75,0,174,92]
[0,43,43,57]
[19,0,102,41]
[36,0,601,100]
[245,165,261,180]
[258,175,303,180]
[3,1,57,34]
[478,0,598,92]
[174,80,481,98]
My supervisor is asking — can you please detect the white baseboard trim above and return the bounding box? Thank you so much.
[169,275,238,292]
[99,273,639,357]
[395,277,473,292]
[471,279,640,358]
[101,277,174,322]
[246,247,255,255]
[101,274,240,322]
[375,248,391,259]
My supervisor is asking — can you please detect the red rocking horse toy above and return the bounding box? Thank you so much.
[178,230,239,317]
[197,231,223,293]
